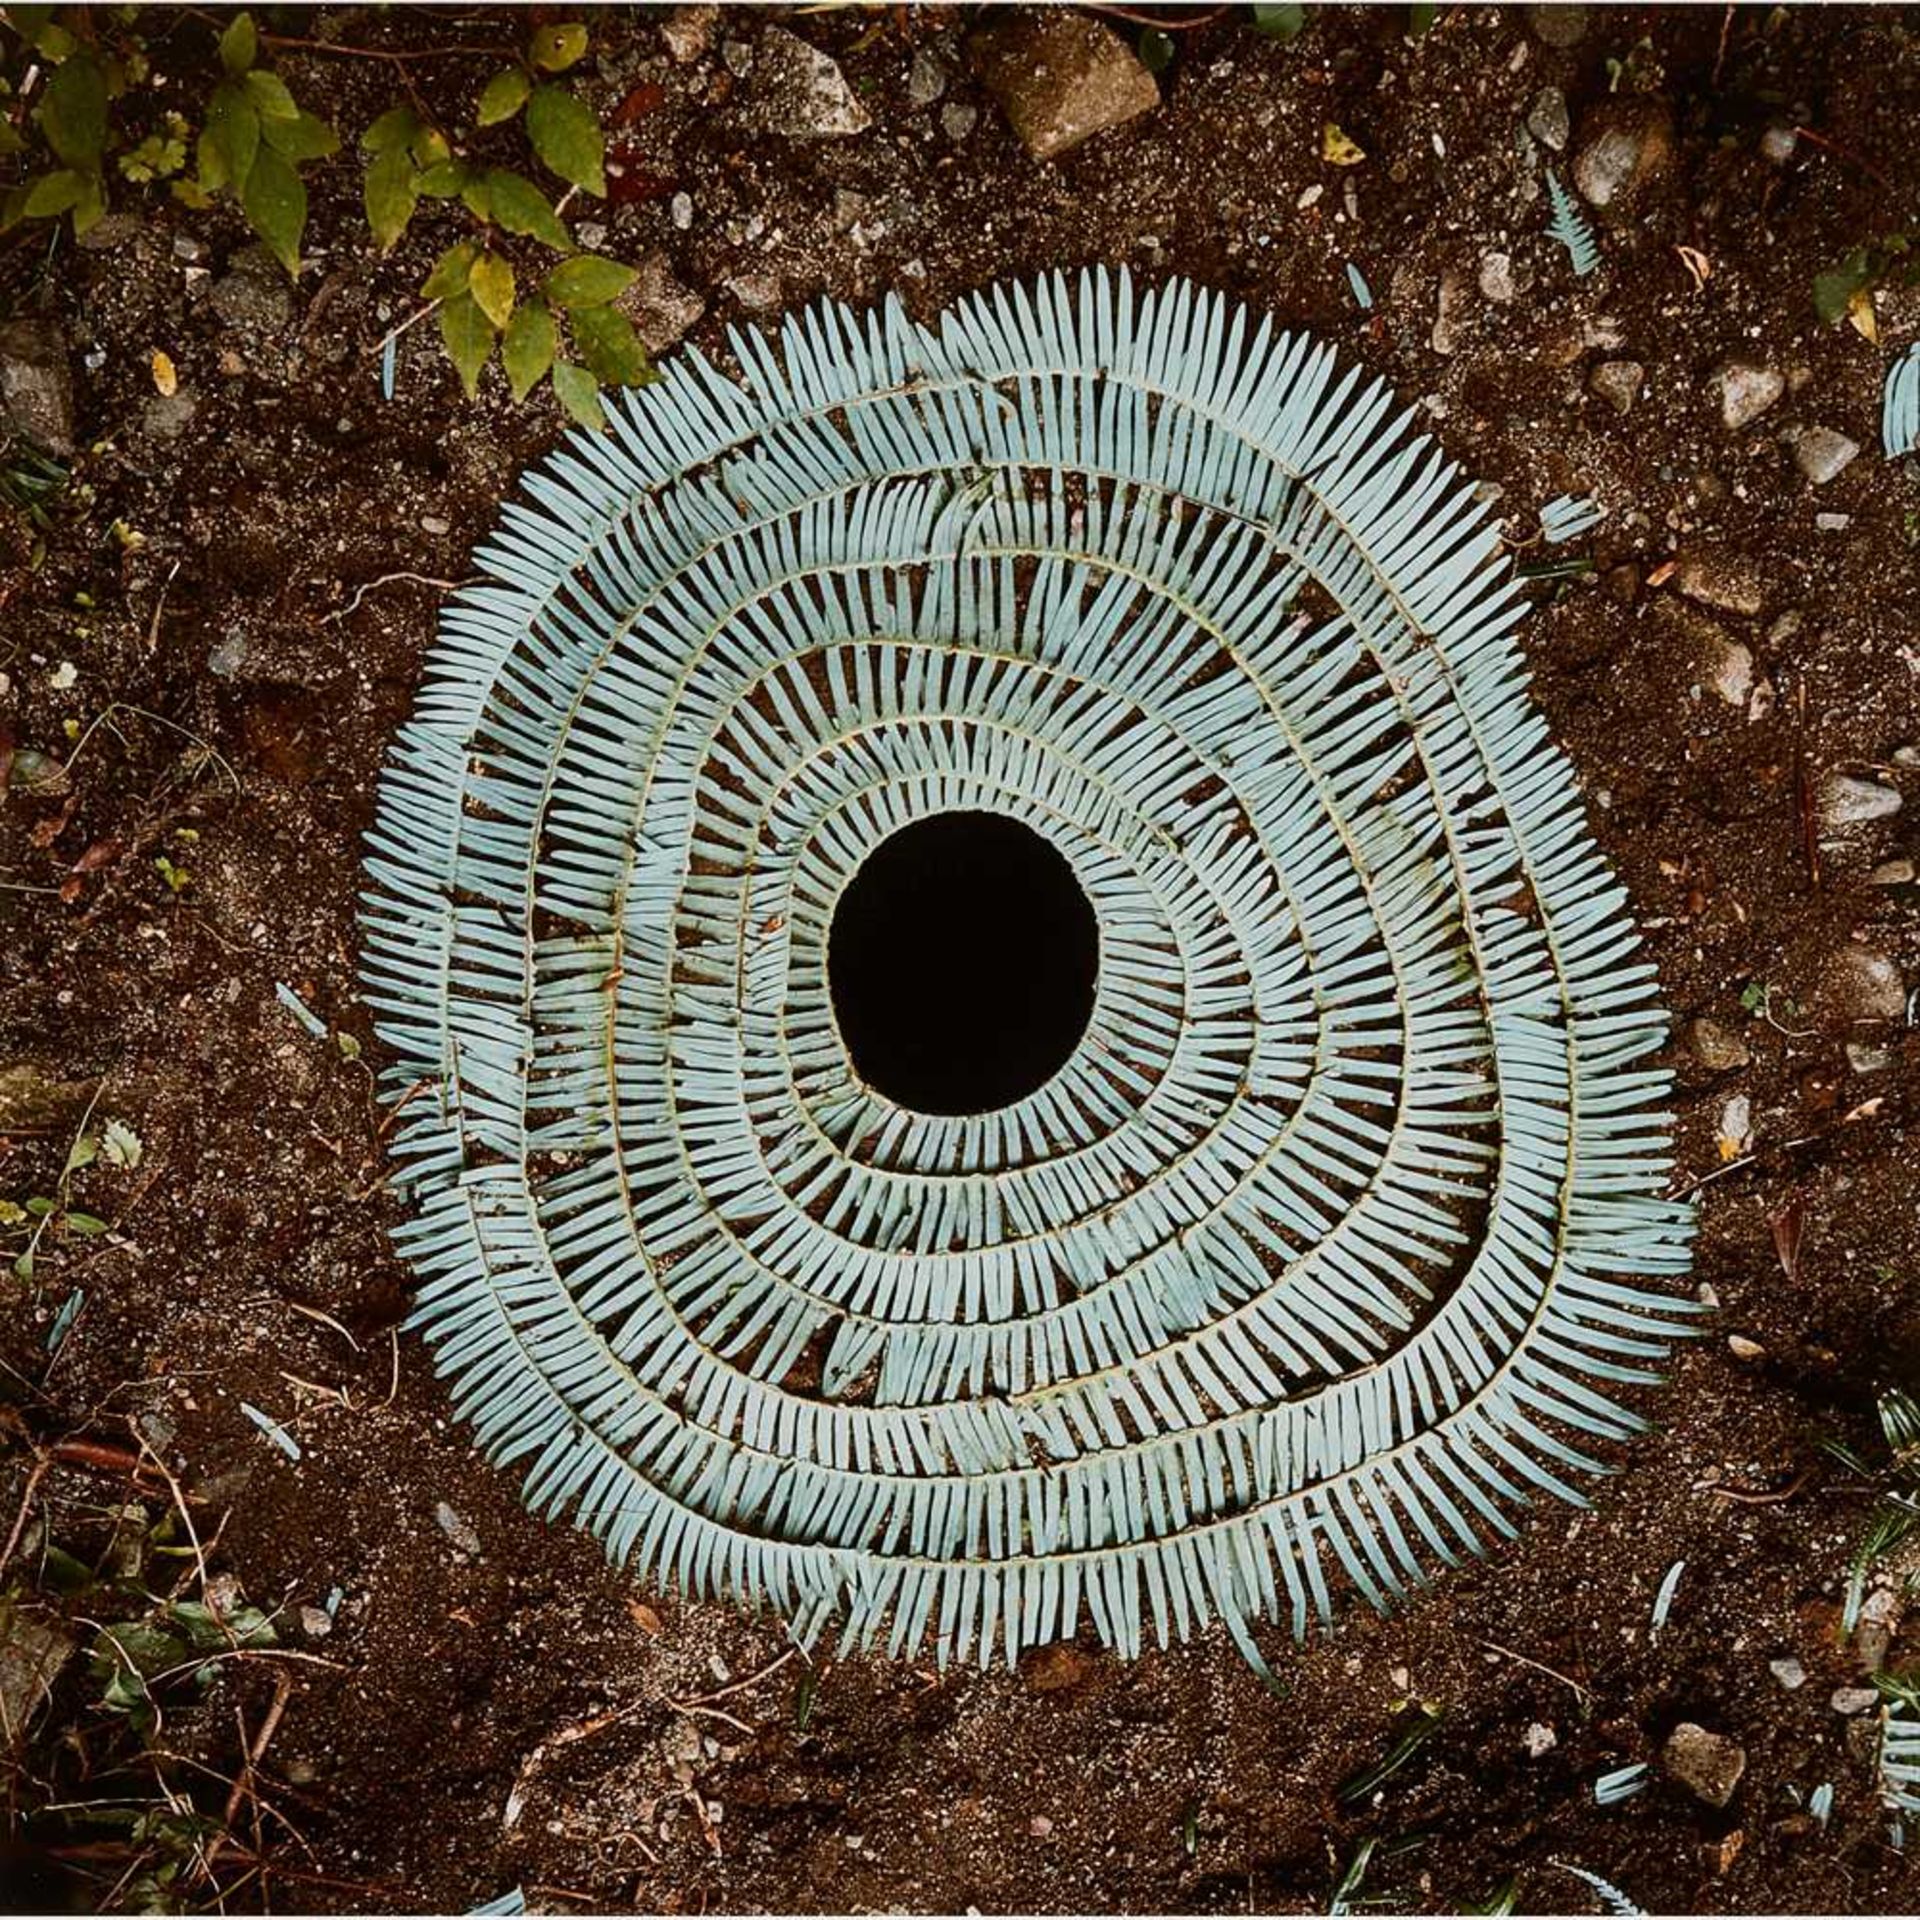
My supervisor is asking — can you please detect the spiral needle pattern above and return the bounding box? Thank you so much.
[361,271,1696,1668]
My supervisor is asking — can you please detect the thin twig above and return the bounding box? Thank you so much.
[0,1456,51,1582]
[1703,1468,1814,1507]
[1481,1637,1592,1703]
[666,1646,797,1711]
[324,571,464,625]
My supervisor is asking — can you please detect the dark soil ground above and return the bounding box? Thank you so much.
[4,4,1920,1914]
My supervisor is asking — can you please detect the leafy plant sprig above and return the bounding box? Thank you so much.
[361,17,651,425]
[0,7,336,269]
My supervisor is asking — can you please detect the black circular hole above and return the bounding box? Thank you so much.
[826,811,1099,1116]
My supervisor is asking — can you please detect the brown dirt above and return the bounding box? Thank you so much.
[3,4,1919,1914]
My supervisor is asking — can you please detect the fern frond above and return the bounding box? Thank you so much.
[1884,343,1920,459]
[1545,169,1600,277]
[1883,1693,1920,1812]
[359,270,1694,1671]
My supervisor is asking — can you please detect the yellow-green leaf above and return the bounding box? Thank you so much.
[487,169,570,250]
[570,302,650,387]
[262,108,338,162]
[525,84,604,196]
[416,158,470,198]
[40,49,107,169]
[502,299,556,401]
[476,67,531,126]
[1321,120,1365,166]
[361,105,419,154]
[364,145,417,251]
[23,168,87,217]
[439,290,495,399]
[244,68,298,120]
[544,254,634,308]
[201,80,259,193]
[529,22,589,72]
[421,239,477,301]
[550,360,604,428]
[219,12,258,74]
[240,142,305,274]
[470,250,516,330]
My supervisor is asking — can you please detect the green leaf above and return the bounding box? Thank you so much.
[544,254,635,309]
[364,145,418,251]
[244,68,299,120]
[529,22,589,72]
[40,49,108,170]
[263,109,339,162]
[416,158,471,198]
[63,1131,98,1177]
[502,298,556,401]
[525,84,605,196]
[477,66,531,126]
[422,238,477,300]
[1251,2,1307,39]
[411,124,450,168]
[550,360,604,428]
[487,169,570,250]
[361,105,420,154]
[470,250,516,329]
[201,79,260,194]
[219,12,258,74]
[0,120,23,156]
[439,291,495,399]
[1407,1,1437,34]
[1137,27,1174,74]
[1812,245,1874,325]
[570,302,650,387]
[23,168,87,216]
[63,1211,109,1236]
[240,142,305,274]
[457,170,492,223]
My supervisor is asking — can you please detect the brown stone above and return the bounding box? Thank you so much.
[971,11,1158,160]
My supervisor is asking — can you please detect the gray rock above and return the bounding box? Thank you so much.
[670,191,694,230]
[1687,1017,1751,1073]
[1832,1687,1881,1716]
[1527,4,1589,47]
[1870,858,1916,887]
[1792,426,1860,485]
[1572,100,1674,211]
[1590,359,1644,415]
[744,28,870,137]
[1478,252,1521,304]
[1675,550,1766,617]
[434,1500,481,1556]
[1760,124,1798,165]
[970,11,1157,160]
[908,48,947,107]
[142,390,197,441]
[1663,1723,1746,1809]
[297,1604,334,1639]
[209,245,293,333]
[659,4,718,64]
[1527,85,1570,152]
[1711,359,1785,432]
[208,629,248,679]
[1819,774,1903,829]
[621,252,706,354]
[1819,947,1907,1024]
[0,1607,74,1756]
[941,100,977,142]
[1768,1657,1807,1691]
[1847,1040,1893,1074]
[0,317,76,454]
[1431,269,1468,356]
[724,270,783,314]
